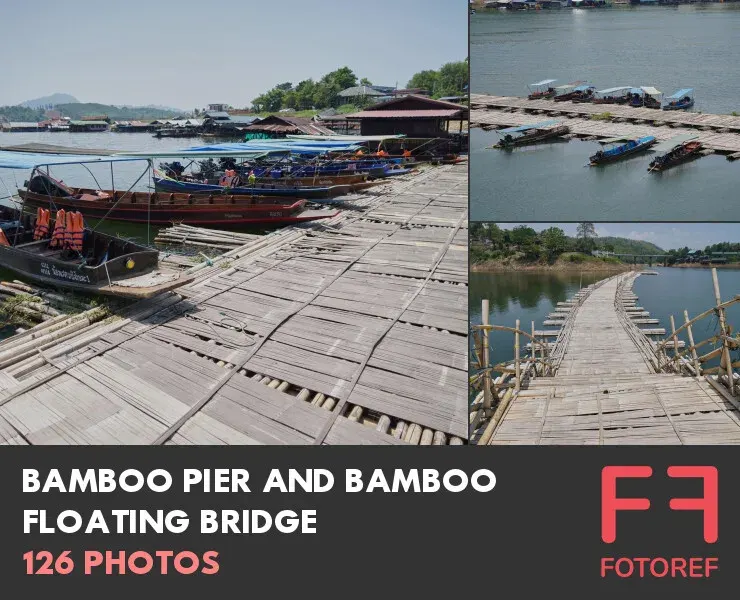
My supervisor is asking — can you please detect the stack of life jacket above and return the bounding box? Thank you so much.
[33,207,51,240]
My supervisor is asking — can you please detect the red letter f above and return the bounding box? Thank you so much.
[667,466,718,543]
[601,466,652,543]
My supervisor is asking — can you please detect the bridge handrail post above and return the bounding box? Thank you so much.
[669,315,680,372]
[515,319,521,393]
[684,309,702,377]
[481,299,492,413]
[712,268,735,396]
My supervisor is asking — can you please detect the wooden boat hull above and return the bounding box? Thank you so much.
[528,91,555,100]
[18,189,337,226]
[589,139,656,165]
[153,177,344,199]
[0,222,192,298]
[494,126,570,148]
[663,100,694,111]
[648,143,703,172]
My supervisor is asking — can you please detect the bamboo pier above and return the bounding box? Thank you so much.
[471,269,740,445]
[0,164,468,445]
[471,93,740,156]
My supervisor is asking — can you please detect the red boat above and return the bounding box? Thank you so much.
[18,174,338,226]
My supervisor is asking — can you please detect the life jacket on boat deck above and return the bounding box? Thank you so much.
[64,211,84,252]
[33,207,51,240]
[49,209,66,249]
[0,229,9,247]
[402,149,412,158]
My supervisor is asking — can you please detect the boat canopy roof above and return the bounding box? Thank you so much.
[497,120,560,134]
[652,133,699,153]
[184,140,362,156]
[118,148,281,159]
[596,86,633,95]
[641,86,662,96]
[667,88,694,99]
[286,134,405,142]
[530,79,557,87]
[0,151,143,170]
[574,84,594,92]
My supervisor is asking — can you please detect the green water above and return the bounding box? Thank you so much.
[470,267,740,369]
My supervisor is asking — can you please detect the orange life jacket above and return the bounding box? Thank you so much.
[33,207,51,240]
[402,149,412,157]
[0,229,9,247]
[65,211,84,252]
[49,209,66,249]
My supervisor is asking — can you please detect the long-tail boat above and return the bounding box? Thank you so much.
[663,88,695,111]
[492,120,570,148]
[18,173,338,226]
[592,87,633,105]
[0,205,192,298]
[527,79,557,100]
[647,135,702,172]
[589,135,657,165]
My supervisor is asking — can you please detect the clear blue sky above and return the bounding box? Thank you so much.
[498,223,740,252]
[2,0,467,109]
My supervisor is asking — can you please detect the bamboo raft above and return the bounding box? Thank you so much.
[0,164,468,446]
[470,269,740,445]
[471,94,740,155]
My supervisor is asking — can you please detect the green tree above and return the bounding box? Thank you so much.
[541,227,567,262]
[294,79,317,110]
[436,61,469,97]
[407,69,439,94]
[275,82,293,92]
[510,225,537,246]
[360,77,373,86]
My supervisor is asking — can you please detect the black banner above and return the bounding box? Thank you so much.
[0,447,734,597]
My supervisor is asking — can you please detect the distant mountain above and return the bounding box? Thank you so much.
[118,103,185,113]
[20,93,79,108]
[55,103,183,120]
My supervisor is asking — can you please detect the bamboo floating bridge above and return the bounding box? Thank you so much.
[0,164,468,445]
[471,93,740,156]
[471,269,740,445]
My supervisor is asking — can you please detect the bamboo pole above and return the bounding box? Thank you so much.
[712,268,735,396]
[481,299,492,413]
[670,314,679,364]
[684,309,701,376]
[515,318,521,393]
[530,320,536,375]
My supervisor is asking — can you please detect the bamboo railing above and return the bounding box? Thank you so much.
[469,279,606,442]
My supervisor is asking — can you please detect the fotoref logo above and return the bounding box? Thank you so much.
[600,465,719,580]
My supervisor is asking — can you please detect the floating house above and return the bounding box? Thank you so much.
[0,121,43,132]
[69,120,109,132]
[345,95,468,138]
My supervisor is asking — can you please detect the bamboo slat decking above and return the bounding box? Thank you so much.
[473,272,740,445]
[0,165,468,446]
[471,93,740,154]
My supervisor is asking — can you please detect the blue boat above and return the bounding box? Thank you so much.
[663,88,694,111]
[153,176,344,199]
[589,135,657,165]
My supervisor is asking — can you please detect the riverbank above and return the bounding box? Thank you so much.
[670,263,740,269]
[471,255,634,272]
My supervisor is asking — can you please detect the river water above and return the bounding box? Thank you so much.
[470,6,740,221]
[470,267,740,369]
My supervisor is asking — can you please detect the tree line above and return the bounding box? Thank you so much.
[250,60,469,113]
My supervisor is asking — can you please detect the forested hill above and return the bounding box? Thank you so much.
[594,237,665,255]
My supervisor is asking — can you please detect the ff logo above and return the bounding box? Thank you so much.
[600,466,719,579]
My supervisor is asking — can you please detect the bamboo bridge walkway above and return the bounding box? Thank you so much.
[0,164,468,446]
[471,270,740,445]
[471,93,740,156]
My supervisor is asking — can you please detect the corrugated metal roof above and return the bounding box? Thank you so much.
[69,120,108,126]
[346,109,462,119]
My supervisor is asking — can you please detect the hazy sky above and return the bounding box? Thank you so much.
[2,0,467,109]
[498,223,739,252]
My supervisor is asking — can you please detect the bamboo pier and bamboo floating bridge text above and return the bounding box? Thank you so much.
[470,268,740,445]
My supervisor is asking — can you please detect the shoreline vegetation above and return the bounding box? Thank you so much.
[471,223,740,273]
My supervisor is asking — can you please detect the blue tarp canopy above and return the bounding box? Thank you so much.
[497,120,560,134]
[667,88,693,99]
[596,86,632,95]
[530,79,556,87]
[0,151,143,170]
